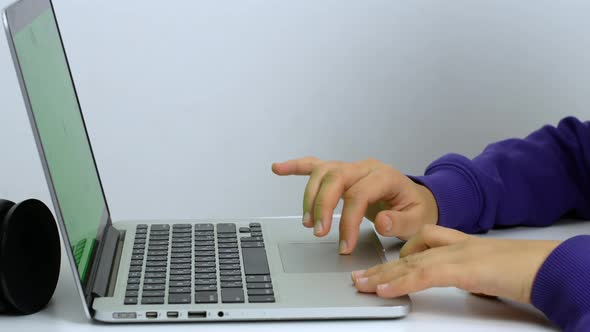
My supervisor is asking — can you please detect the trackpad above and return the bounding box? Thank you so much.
[278,241,383,273]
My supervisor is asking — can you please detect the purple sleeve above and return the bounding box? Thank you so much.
[531,235,590,331]
[409,117,590,330]
[412,116,590,233]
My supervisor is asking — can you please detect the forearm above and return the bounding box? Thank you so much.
[413,116,590,233]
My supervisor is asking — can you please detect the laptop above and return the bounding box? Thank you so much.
[3,0,410,322]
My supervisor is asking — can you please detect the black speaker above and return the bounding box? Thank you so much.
[0,199,61,314]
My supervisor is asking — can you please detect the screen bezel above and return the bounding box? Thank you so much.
[3,0,113,318]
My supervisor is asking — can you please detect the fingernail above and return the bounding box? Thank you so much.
[314,219,323,235]
[339,240,348,254]
[377,283,390,292]
[383,219,393,232]
[355,277,369,286]
[351,270,366,280]
[302,212,311,226]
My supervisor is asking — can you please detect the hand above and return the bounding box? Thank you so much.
[351,224,561,303]
[271,157,439,254]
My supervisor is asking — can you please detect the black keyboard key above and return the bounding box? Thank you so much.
[220,269,241,276]
[247,283,273,289]
[151,224,170,231]
[127,278,141,284]
[195,273,217,279]
[195,262,216,268]
[172,248,191,253]
[171,258,191,264]
[221,282,243,288]
[241,242,264,248]
[173,223,192,229]
[146,261,167,267]
[217,233,237,238]
[241,237,264,242]
[217,223,236,233]
[171,238,191,243]
[130,260,143,266]
[135,233,147,239]
[170,264,191,270]
[146,256,168,261]
[195,267,216,273]
[221,288,244,303]
[239,227,250,233]
[195,291,218,303]
[194,231,214,236]
[195,285,217,291]
[128,272,142,278]
[131,255,144,261]
[248,288,274,296]
[172,242,191,248]
[217,238,237,243]
[220,275,242,282]
[242,247,270,275]
[129,266,142,272]
[148,245,168,251]
[219,264,241,270]
[144,278,166,284]
[147,250,168,256]
[195,251,215,256]
[142,290,165,297]
[171,252,191,258]
[195,256,215,262]
[170,275,191,281]
[248,295,275,303]
[249,222,261,228]
[126,284,139,290]
[195,241,215,247]
[218,248,239,254]
[246,275,272,283]
[143,284,165,291]
[145,266,167,272]
[141,297,164,304]
[168,293,191,304]
[169,287,191,294]
[194,246,215,252]
[132,249,145,255]
[218,243,238,248]
[194,224,214,231]
[126,290,139,297]
[195,279,217,285]
[219,253,239,259]
[170,269,191,275]
[219,258,240,265]
[124,297,138,305]
[195,235,214,241]
[251,232,263,237]
[145,272,166,279]
[169,280,191,287]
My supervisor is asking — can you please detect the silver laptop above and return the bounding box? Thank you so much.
[3,0,410,322]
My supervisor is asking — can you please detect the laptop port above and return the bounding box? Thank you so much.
[167,311,179,318]
[188,311,207,318]
[145,312,158,319]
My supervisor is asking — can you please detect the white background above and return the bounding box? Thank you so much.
[1,0,590,221]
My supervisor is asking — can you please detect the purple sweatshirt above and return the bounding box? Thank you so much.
[413,117,590,331]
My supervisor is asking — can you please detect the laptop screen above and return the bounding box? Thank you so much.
[8,2,108,283]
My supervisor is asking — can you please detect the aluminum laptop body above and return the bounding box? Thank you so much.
[3,0,410,322]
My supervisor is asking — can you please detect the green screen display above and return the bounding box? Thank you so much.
[12,9,106,282]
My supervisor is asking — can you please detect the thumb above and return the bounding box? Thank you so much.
[374,209,422,239]
[399,224,470,258]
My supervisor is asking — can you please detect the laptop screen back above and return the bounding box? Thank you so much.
[5,0,108,284]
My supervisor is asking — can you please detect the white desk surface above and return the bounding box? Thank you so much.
[3,218,588,332]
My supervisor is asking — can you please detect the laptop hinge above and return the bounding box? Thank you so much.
[90,225,122,298]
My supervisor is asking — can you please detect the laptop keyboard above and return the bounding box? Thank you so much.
[124,223,275,305]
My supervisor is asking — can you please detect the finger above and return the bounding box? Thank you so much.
[339,167,401,254]
[374,209,422,240]
[399,224,470,258]
[271,156,321,176]
[313,165,371,239]
[375,263,462,298]
[353,247,452,292]
[302,165,330,227]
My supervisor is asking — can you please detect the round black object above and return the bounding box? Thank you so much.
[0,199,61,314]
